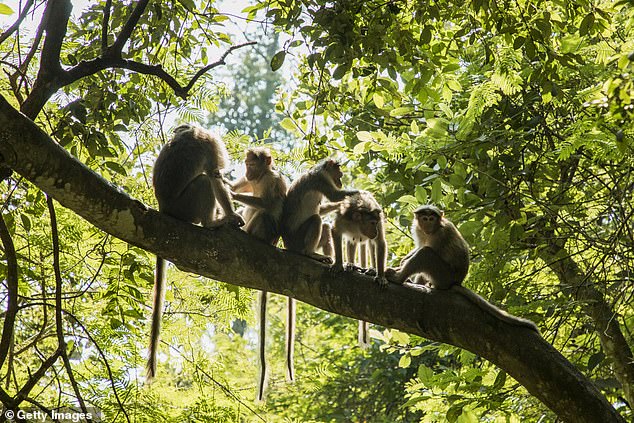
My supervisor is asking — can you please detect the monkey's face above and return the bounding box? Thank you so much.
[325,161,343,188]
[245,155,265,181]
[353,211,380,239]
[416,211,441,235]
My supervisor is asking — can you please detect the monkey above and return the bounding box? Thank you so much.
[280,159,359,381]
[281,159,359,263]
[230,147,288,401]
[385,205,538,331]
[330,191,388,286]
[231,147,287,244]
[148,124,245,380]
[328,190,388,346]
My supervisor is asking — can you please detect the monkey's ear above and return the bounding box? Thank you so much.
[265,156,272,166]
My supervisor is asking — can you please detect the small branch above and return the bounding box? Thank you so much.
[101,0,113,54]
[107,0,151,56]
[0,212,18,369]
[13,346,63,407]
[0,0,36,45]
[182,41,257,93]
[64,311,130,423]
[47,196,90,419]
[65,41,257,99]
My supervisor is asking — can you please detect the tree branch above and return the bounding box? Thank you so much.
[20,0,72,118]
[182,41,257,93]
[0,0,36,45]
[47,196,91,420]
[0,212,18,370]
[0,95,626,423]
[106,0,150,56]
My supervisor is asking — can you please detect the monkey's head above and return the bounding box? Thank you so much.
[245,148,272,181]
[322,159,343,188]
[352,209,381,239]
[414,205,443,235]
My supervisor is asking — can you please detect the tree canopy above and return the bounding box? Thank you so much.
[0,0,632,422]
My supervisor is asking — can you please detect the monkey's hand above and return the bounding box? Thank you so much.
[384,267,405,284]
[343,263,364,273]
[329,262,345,274]
[308,252,333,264]
[222,213,245,227]
[374,275,389,288]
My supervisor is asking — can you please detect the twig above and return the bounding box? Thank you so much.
[47,196,91,421]
[0,211,18,370]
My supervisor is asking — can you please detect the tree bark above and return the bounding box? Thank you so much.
[0,95,626,423]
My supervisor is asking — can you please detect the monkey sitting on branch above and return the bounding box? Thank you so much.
[230,147,288,401]
[385,205,538,332]
[148,124,245,380]
[327,190,388,346]
[281,159,359,263]
[280,159,358,381]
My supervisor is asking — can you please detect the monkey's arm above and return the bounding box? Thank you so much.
[319,202,340,215]
[232,193,267,210]
[232,177,252,193]
[212,176,245,226]
[318,178,358,202]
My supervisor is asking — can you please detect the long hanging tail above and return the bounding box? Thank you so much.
[358,242,370,348]
[256,290,268,401]
[147,256,167,380]
[358,320,370,347]
[285,297,296,382]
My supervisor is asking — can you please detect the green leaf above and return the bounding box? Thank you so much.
[356,131,374,142]
[397,194,418,206]
[398,354,411,368]
[372,92,385,109]
[270,50,286,71]
[279,117,297,131]
[353,141,370,154]
[415,186,428,203]
[579,13,594,36]
[0,4,13,14]
[418,365,434,383]
[390,106,413,116]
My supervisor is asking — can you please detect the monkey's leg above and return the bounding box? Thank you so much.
[318,223,333,257]
[164,174,214,224]
[344,239,360,272]
[246,211,279,245]
[297,215,332,263]
[391,247,453,287]
[331,229,346,272]
[210,174,244,227]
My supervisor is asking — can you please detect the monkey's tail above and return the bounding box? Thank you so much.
[147,256,167,380]
[452,286,539,332]
[256,290,268,401]
[285,297,296,382]
[358,320,370,348]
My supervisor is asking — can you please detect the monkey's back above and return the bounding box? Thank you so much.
[153,126,229,206]
[282,170,326,233]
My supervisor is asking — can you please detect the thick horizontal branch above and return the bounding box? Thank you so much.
[0,95,624,423]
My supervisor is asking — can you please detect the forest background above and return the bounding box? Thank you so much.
[0,0,633,422]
